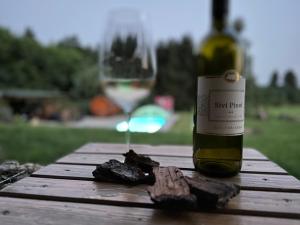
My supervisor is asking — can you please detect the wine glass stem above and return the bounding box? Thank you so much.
[126,112,132,150]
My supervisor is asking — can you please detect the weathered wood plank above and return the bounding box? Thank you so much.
[0,197,298,225]
[56,153,287,175]
[1,177,299,219]
[75,143,268,160]
[32,164,300,193]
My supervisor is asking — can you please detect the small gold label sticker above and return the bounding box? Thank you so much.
[223,70,240,82]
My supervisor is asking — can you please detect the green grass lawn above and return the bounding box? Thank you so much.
[245,119,300,179]
[0,105,299,179]
[0,123,191,165]
[265,105,300,119]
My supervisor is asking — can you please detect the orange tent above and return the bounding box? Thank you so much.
[89,96,121,116]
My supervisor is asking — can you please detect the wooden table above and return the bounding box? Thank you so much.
[0,143,299,225]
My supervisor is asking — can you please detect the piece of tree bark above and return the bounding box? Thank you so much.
[184,176,240,208]
[147,167,196,208]
[123,150,159,173]
[92,160,154,185]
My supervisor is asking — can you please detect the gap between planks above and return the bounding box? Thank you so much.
[73,151,269,161]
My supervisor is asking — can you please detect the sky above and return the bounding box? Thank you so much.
[0,0,299,85]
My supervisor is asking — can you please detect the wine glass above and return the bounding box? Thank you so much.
[99,9,157,150]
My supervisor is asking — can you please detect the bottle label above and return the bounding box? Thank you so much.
[197,73,245,135]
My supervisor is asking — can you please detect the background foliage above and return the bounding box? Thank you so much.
[0,27,299,179]
[0,26,299,110]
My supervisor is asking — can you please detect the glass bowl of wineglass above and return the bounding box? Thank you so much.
[99,9,157,149]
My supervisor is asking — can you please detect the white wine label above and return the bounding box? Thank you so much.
[197,75,245,135]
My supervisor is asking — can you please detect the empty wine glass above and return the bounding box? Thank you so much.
[99,9,156,149]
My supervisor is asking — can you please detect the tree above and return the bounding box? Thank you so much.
[57,36,81,49]
[283,70,299,103]
[269,71,279,88]
[154,36,196,110]
[284,70,298,89]
[0,27,46,89]
[24,28,35,40]
[266,71,286,105]
[57,36,97,62]
[0,26,98,98]
[245,76,258,105]
[233,18,244,34]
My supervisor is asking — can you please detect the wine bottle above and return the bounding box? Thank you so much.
[193,0,245,177]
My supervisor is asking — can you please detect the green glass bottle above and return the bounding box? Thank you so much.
[193,0,245,177]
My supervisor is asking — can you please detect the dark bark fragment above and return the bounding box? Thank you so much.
[92,159,154,185]
[184,176,240,208]
[123,149,160,173]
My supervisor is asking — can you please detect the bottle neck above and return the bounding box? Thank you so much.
[211,0,229,32]
[212,16,228,32]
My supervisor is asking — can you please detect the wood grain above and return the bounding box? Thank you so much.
[75,143,268,160]
[56,153,287,174]
[0,197,298,225]
[147,167,196,205]
[1,177,300,219]
[32,164,300,192]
